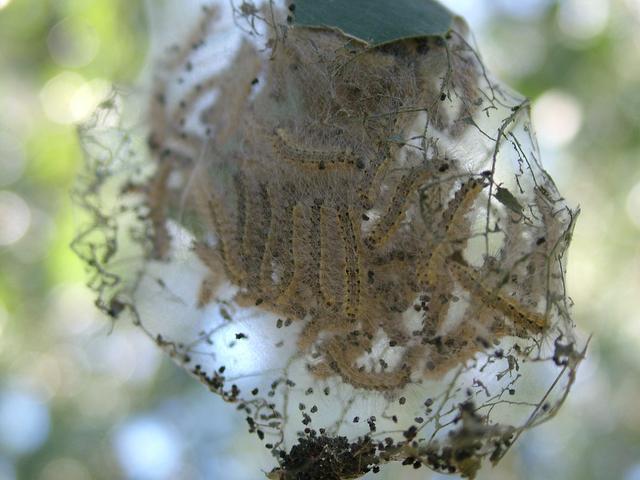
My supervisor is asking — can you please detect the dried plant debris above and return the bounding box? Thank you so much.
[73,1,586,478]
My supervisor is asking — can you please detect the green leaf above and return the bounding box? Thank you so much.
[494,186,524,214]
[291,0,454,46]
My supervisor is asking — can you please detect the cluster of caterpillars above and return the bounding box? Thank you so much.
[143,6,554,392]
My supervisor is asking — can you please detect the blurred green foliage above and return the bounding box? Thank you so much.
[0,1,639,479]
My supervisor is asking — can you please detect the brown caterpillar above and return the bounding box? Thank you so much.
[143,12,558,392]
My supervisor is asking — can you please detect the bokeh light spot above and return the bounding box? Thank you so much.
[558,0,610,41]
[113,417,182,480]
[11,207,55,263]
[532,90,583,149]
[48,284,102,337]
[70,79,111,123]
[0,389,50,456]
[39,72,110,125]
[47,18,100,68]
[0,191,31,246]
